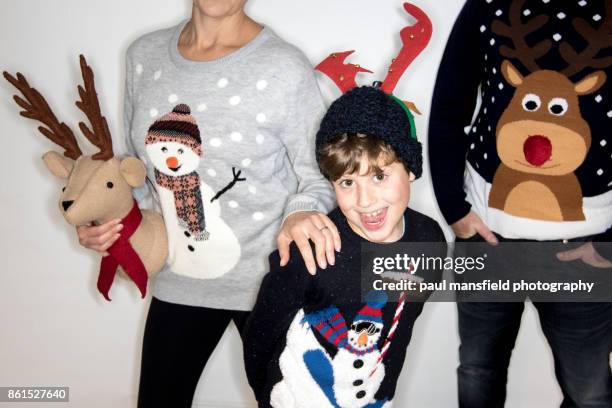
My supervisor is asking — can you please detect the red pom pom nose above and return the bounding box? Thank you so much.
[523,135,552,166]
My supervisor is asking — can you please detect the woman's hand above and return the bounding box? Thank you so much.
[556,242,612,268]
[452,211,498,245]
[76,219,123,254]
[277,211,341,275]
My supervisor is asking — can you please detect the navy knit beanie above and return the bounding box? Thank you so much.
[316,86,422,178]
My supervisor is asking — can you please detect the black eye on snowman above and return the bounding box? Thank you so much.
[548,98,568,116]
[161,146,168,153]
[178,148,184,155]
[62,187,66,192]
[107,181,114,189]
[522,93,541,112]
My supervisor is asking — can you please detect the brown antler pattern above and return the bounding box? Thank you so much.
[560,4,612,77]
[3,71,83,159]
[75,55,114,160]
[492,0,551,73]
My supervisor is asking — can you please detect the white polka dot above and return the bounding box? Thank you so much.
[486,0,492,3]
[168,94,178,103]
[608,181,612,187]
[485,54,488,61]
[217,78,229,88]
[480,135,484,142]
[197,103,207,112]
[488,125,492,131]
[135,63,143,75]
[229,95,241,105]
[495,9,503,16]
[600,139,607,147]
[470,143,475,150]
[492,67,497,74]
[256,134,264,144]
[607,111,612,118]
[256,80,268,90]
[472,127,477,133]
[256,113,266,123]
[484,107,488,114]
[557,12,566,19]
[153,70,162,80]
[579,0,587,6]
[597,169,604,176]
[498,83,504,90]
[252,212,264,221]
[248,185,257,194]
[207,168,217,177]
[230,132,243,142]
[228,201,239,208]
[241,158,252,167]
[593,14,602,22]
[490,38,496,46]
[484,153,488,159]
[475,162,480,169]
[210,138,222,147]
[491,96,496,103]
[595,95,603,103]
[524,9,531,16]
[149,108,158,117]
[553,33,562,42]
[480,25,486,33]
[542,0,550,3]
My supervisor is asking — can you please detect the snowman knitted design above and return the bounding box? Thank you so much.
[145,104,241,279]
[271,291,390,408]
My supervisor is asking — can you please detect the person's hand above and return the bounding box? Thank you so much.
[277,211,341,275]
[556,242,612,268]
[76,219,123,254]
[451,211,498,245]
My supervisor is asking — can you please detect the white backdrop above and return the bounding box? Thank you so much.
[0,0,562,407]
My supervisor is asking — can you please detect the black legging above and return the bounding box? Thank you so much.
[137,297,250,408]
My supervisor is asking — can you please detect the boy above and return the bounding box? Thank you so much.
[244,86,446,408]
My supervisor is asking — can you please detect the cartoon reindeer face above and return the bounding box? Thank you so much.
[4,56,147,226]
[497,60,606,176]
[487,0,611,222]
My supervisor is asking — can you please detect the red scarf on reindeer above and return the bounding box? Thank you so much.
[97,201,148,301]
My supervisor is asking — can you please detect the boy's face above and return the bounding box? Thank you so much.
[333,157,415,243]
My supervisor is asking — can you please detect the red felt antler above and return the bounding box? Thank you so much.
[315,50,373,93]
[381,3,432,94]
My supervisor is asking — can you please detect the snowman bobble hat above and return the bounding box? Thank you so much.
[146,103,202,155]
[353,290,387,325]
[313,3,432,180]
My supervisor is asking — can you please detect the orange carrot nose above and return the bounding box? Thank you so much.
[166,156,179,168]
[358,332,368,346]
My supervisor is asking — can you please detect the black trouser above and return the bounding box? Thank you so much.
[137,297,250,408]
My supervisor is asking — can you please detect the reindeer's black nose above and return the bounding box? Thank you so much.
[62,200,74,211]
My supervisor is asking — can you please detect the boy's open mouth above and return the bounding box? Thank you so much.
[359,207,387,231]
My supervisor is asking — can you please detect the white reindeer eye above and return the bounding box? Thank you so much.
[522,93,541,112]
[548,98,568,116]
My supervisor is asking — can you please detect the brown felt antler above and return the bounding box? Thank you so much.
[315,50,372,93]
[381,3,432,94]
[492,0,551,73]
[560,4,612,77]
[3,71,83,160]
[75,55,114,160]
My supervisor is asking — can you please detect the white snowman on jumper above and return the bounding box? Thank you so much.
[271,291,391,408]
[145,104,243,279]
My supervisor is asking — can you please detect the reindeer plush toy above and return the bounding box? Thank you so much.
[3,56,168,300]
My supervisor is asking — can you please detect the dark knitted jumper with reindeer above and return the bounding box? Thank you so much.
[429,0,612,258]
